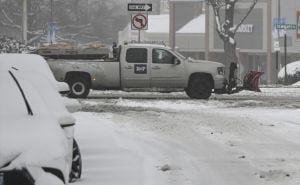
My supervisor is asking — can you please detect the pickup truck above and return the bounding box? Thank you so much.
[45,43,227,99]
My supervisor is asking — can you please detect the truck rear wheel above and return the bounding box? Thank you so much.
[68,77,90,98]
[185,78,212,99]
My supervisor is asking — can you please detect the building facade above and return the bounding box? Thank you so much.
[119,0,300,84]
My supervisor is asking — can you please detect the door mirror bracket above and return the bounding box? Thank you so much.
[173,58,181,65]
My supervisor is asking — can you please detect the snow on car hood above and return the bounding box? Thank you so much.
[0,71,68,169]
[0,116,68,169]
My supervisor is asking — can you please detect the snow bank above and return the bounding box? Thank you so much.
[278,60,300,78]
[292,81,300,87]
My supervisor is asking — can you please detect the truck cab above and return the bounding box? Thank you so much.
[120,44,186,89]
[119,43,226,99]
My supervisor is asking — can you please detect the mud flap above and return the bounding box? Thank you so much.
[242,71,264,92]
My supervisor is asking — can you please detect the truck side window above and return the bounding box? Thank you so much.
[152,49,174,64]
[126,48,147,63]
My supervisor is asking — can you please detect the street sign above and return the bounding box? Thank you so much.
[272,18,286,38]
[128,3,152,12]
[131,13,148,30]
[274,41,280,52]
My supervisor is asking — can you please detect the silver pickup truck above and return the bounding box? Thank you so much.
[46,43,227,99]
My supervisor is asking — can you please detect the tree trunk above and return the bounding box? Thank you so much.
[224,39,238,92]
[224,40,237,76]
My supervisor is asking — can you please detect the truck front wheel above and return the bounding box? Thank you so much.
[185,78,212,99]
[68,77,90,98]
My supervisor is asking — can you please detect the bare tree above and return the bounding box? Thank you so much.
[0,0,128,44]
[207,0,257,89]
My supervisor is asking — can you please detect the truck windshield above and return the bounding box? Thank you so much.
[174,51,186,60]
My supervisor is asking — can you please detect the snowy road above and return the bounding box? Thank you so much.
[73,88,300,185]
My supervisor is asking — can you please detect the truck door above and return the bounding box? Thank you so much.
[150,48,185,88]
[121,48,150,88]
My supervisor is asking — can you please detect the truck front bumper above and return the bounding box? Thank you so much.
[214,75,227,90]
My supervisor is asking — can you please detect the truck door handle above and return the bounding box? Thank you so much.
[152,66,161,70]
[125,66,133,69]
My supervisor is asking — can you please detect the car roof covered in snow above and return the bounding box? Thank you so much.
[0,54,55,81]
[0,68,75,124]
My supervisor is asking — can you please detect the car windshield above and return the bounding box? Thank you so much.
[0,72,29,117]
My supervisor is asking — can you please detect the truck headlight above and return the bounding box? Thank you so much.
[217,67,225,75]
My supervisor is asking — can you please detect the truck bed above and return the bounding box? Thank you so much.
[46,59,121,89]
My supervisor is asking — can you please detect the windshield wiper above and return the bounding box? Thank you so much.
[8,70,33,116]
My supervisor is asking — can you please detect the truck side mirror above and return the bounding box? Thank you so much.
[173,58,181,65]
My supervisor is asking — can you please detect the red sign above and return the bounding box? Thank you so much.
[131,13,148,30]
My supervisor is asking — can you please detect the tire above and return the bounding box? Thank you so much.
[69,139,82,183]
[185,78,212,99]
[68,77,90,98]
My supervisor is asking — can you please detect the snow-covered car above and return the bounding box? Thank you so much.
[0,54,81,113]
[0,68,82,185]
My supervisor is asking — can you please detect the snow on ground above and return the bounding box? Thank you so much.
[89,87,300,98]
[73,88,300,185]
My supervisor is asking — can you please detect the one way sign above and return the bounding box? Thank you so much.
[128,3,152,12]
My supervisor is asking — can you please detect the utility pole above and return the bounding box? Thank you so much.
[275,0,281,83]
[50,0,53,23]
[284,33,287,84]
[267,0,272,84]
[169,1,175,49]
[22,0,28,44]
[205,2,209,60]
[49,0,54,45]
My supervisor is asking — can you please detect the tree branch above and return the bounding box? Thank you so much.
[211,4,226,40]
[1,9,15,25]
[233,0,258,35]
[0,21,21,29]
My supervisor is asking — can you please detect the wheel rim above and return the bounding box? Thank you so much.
[72,82,85,95]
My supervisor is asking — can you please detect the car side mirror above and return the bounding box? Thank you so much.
[57,82,70,95]
[173,58,181,65]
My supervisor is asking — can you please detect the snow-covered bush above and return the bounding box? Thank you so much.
[0,36,30,53]
[278,61,300,85]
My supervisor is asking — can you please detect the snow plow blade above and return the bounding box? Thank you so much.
[242,71,264,92]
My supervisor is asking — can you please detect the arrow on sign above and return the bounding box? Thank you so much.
[128,3,152,12]
[144,4,151,11]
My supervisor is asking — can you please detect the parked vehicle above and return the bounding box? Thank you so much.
[0,54,81,113]
[43,43,227,99]
[0,67,82,184]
